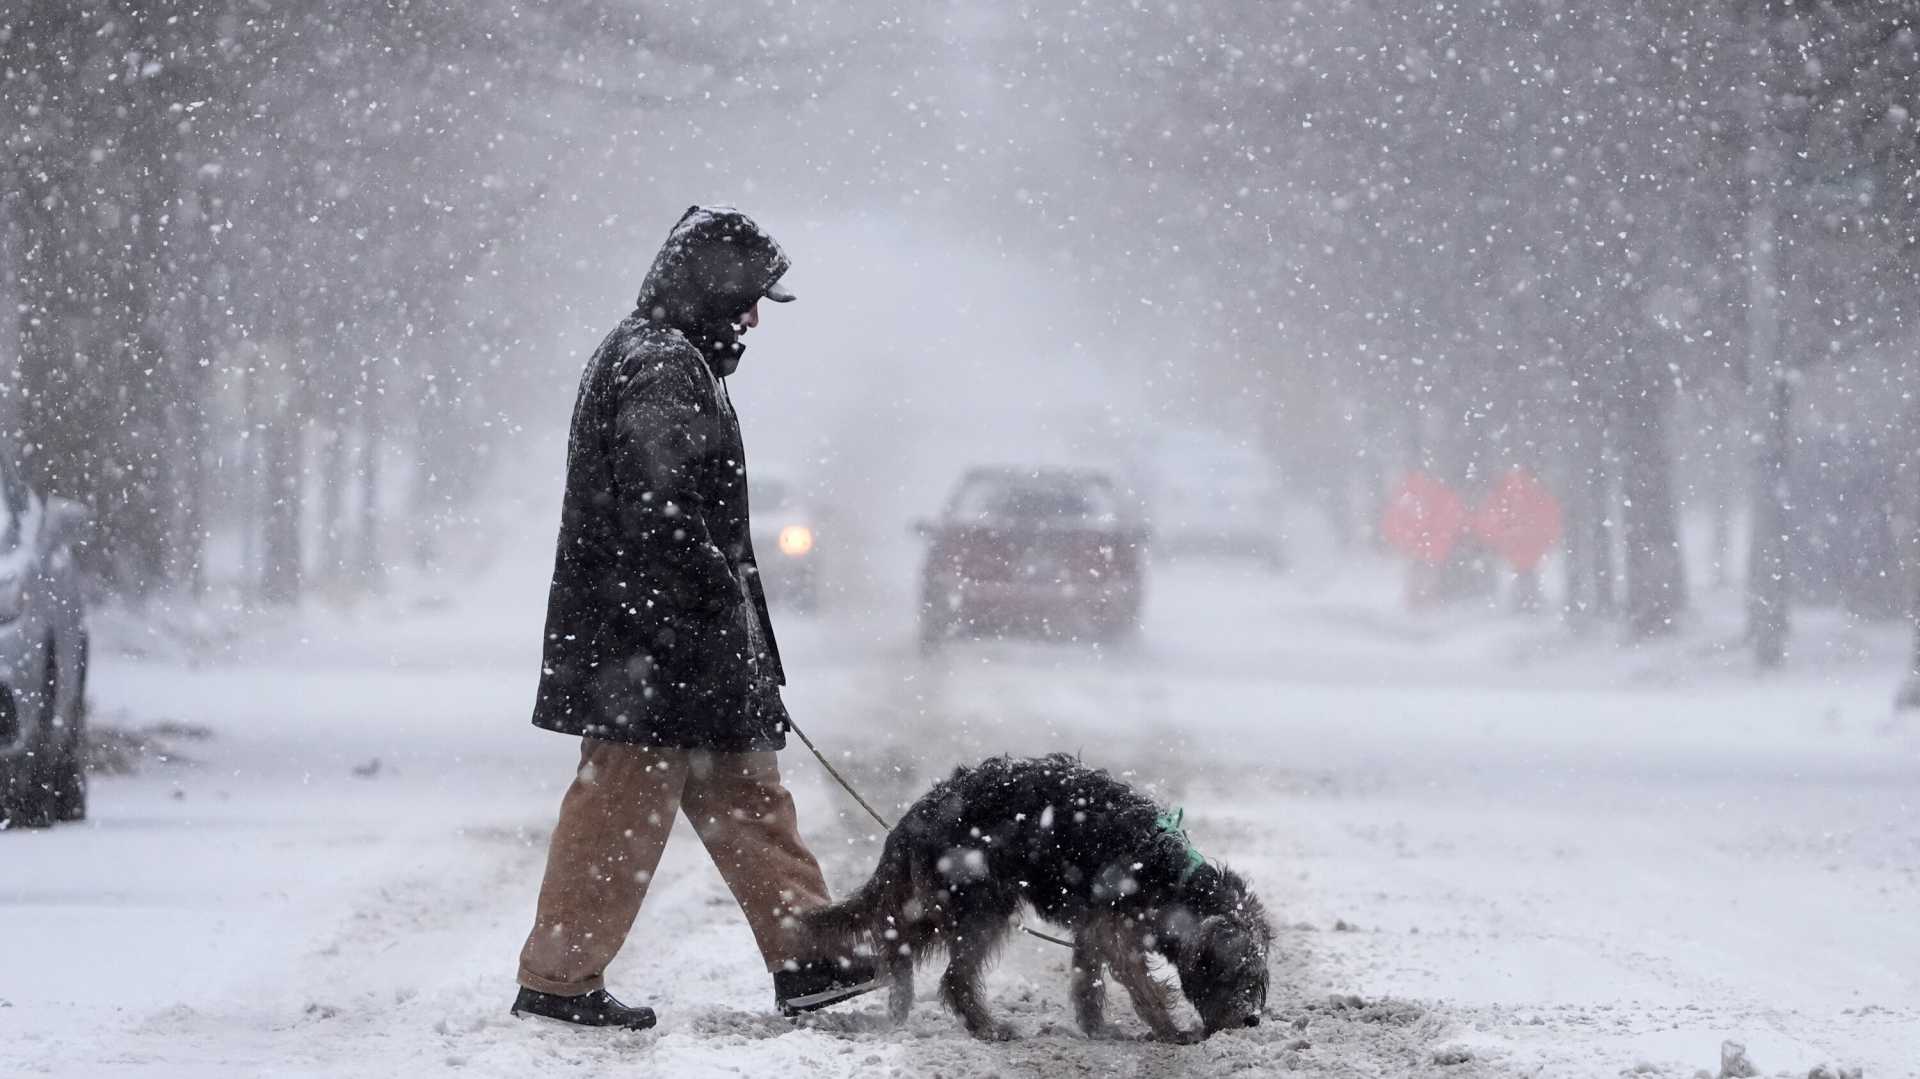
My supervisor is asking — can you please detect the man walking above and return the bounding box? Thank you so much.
[512,206,876,1030]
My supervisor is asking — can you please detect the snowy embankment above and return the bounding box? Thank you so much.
[1,523,1915,1078]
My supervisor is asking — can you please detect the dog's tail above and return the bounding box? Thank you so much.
[803,828,911,949]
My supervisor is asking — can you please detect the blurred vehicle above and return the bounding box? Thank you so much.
[750,474,827,613]
[1139,428,1285,569]
[0,451,92,828]
[915,466,1147,650]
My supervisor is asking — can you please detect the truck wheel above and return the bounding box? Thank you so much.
[51,744,86,823]
[2,754,56,829]
[43,633,86,823]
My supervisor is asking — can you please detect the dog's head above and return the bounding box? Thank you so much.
[1165,866,1273,1036]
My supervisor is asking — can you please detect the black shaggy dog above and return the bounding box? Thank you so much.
[805,754,1272,1041]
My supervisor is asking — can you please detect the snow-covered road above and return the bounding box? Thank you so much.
[3,537,1915,1078]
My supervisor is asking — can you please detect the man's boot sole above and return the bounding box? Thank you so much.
[779,976,884,1017]
[512,1007,657,1032]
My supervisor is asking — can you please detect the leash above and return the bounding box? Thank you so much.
[788,718,1074,950]
[787,717,896,834]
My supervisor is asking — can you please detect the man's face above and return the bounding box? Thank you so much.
[736,300,761,335]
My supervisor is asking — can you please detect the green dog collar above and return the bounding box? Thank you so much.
[1155,806,1208,882]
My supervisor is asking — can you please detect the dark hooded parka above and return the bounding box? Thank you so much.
[532,206,795,751]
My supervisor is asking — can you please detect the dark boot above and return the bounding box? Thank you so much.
[774,957,882,1016]
[511,987,657,1030]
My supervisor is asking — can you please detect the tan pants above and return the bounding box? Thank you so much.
[516,739,832,996]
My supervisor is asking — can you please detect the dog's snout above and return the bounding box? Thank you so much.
[1245,1015,1261,1028]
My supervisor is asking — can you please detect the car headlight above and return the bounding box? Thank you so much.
[778,525,814,557]
[0,575,24,622]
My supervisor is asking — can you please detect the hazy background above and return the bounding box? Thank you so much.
[6,0,1920,679]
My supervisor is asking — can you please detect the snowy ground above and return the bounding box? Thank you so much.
[2,513,1916,1078]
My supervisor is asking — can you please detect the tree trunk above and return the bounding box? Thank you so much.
[1901,616,1920,710]
[355,391,385,592]
[1743,183,1789,668]
[1709,492,1734,591]
[1561,472,1591,624]
[1561,386,1615,627]
[178,393,210,599]
[1901,413,1920,710]
[1561,397,1594,625]
[175,181,217,600]
[320,423,350,587]
[1617,353,1687,638]
[239,363,259,599]
[260,416,304,605]
[1706,383,1739,591]
[1748,373,1792,668]
[1588,403,1619,622]
[1741,25,1791,670]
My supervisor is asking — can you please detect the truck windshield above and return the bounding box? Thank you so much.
[950,474,1119,525]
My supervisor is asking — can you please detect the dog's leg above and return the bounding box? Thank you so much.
[884,923,917,1026]
[1104,932,1195,1043]
[938,917,1012,1041]
[1070,922,1110,1037]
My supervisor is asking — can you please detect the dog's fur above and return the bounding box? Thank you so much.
[804,754,1272,1041]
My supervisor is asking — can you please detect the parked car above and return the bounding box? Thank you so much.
[915,466,1147,649]
[0,452,92,829]
[750,474,827,613]
[1138,428,1286,569]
